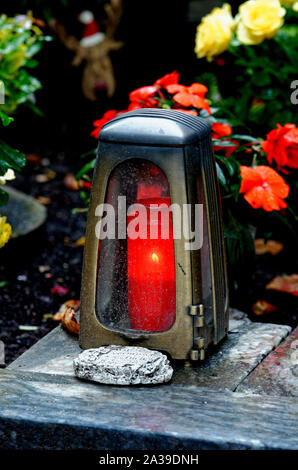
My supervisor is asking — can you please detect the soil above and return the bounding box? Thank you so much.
[0,149,297,366]
[0,150,87,365]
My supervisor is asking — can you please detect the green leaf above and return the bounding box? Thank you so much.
[215,162,227,187]
[0,187,9,206]
[0,109,14,127]
[231,134,259,144]
[0,159,12,176]
[0,140,26,172]
[76,159,95,180]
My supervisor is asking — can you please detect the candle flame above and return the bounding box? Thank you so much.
[151,253,159,263]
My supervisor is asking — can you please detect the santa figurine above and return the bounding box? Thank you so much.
[78,10,105,48]
[50,1,123,101]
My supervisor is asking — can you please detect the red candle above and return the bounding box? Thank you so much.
[127,197,176,332]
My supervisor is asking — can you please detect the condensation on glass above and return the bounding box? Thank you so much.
[96,159,176,335]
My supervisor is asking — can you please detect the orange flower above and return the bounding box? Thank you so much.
[212,122,239,156]
[175,108,198,116]
[166,83,211,113]
[154,71,179,88]
[240,165,289,212]
[261,123,298,170]
[212,122,232,138]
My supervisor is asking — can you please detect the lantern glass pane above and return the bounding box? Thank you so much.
[96,159,176,335]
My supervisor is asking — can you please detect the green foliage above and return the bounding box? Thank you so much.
[0,13,51,122]
[0,13,50,207]
[223,20,298,134]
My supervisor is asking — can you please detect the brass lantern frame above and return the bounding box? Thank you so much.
[80,109,229,361]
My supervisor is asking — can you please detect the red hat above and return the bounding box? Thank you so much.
[79,11,105,47]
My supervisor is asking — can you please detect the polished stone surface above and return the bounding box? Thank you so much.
[9,313,291,392]
[238,327,298,397]
[3,311,297,450]
[1,368,298,450]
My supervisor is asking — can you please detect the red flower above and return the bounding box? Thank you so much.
[175,108,198,116]
[129,71,179,107]
[240,165,289,212]
[262,123,298,170]
[212,122,239,156]
[154,71,179,88]
[90,110,118,138]
[82,181,92,190]
[212,123,232,138]
[127,101,143,111]
[215,58,226,66]
[166,83,210,113]
[129,86,157,103]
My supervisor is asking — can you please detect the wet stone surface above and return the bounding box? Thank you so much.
[238,327,298,397]
[2,310,298,450]
[9,310,292,393]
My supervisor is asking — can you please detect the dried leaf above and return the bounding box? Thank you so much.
[26,153,41,164]
[53,300,80,335]
[35,196,51,205]
[64,173,79,191]
[35,173,49,183]
[266,274,298,296]
[254,239,284,255]
[61,307,80,334]
[38,265,51,273]
[252,300,278,316]
[53,299,80,321]
[74,236,85,247]
[46,170,56,180]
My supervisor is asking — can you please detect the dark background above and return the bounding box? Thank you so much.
[2,0,236,154]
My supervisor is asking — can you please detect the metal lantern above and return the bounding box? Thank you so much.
[80,109,229,361]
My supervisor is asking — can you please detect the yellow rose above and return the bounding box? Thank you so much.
[0,216,11,248]
[236,0,286,45]
[195,4,235,61]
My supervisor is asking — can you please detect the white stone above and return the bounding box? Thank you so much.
[73,345,173,385]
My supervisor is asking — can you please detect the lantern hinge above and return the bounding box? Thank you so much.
[190,348,205,361]
[189,304,204,327]
[190,335,206,361]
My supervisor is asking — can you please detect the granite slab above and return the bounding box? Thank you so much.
[3,310,297,450]
[237,327,298,397]
[9,312,291,392]
[0,368,298,450]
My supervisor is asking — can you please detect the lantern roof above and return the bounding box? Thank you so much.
[99,109,211,147]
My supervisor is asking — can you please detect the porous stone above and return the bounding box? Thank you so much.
[73,345,173,385]
[1,186,47,238]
